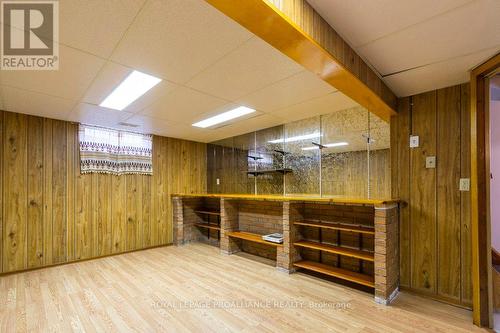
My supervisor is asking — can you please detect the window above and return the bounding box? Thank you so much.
[79,124,152,175]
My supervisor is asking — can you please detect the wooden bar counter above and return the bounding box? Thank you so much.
[172,193,400,305]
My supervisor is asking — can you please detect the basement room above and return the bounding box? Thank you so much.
[0,0,499,332]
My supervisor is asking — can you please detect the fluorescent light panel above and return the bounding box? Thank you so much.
[192,106,256,128]
[268,133,321,144]
[100,70,162,111]
[302,142,349,150]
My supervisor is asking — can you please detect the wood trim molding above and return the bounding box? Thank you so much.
[204,0,397,122]
[470,52,499,327]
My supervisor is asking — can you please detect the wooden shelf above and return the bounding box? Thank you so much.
[273,149,290,155]
[246,170,265,176]
[293,220,375,235]
[194,210,221,216]
[246,168,293,176]
[194,223,221,231]
[227,231,283,247]
[293,260,374,288]
[247,155,263,160]
[294,240,374,261]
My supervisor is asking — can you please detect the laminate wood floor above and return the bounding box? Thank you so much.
[0,243,486,332]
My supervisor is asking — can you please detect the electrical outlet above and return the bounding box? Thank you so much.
[216,178,220,185]
[459,178,470,191]
[410,135,419,148]
[426,156,436,169]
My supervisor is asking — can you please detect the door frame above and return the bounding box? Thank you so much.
[471,52,499,327]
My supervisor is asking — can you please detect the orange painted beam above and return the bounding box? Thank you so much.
[205,0,397,122]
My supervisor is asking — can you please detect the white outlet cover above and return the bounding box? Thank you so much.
[459,178,470,191]
[410,135,419,148]
[426,156,436,169]
[216,178,220,185]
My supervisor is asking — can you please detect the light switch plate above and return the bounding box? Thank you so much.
[216,178,220,185]
[459,178,470,191]
[410,135,419,148]
[426,156,436,169]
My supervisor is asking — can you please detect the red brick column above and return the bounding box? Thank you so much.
[172,196,184,246]
[220,198,240,254]
[279,201,303,272]
[374,203,400,304]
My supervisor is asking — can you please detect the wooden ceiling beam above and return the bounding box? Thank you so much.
[205,0,398,122]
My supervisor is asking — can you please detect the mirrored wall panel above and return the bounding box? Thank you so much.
[321,107,369,198]
[284,116,320,196]
[207,106,390,199]
[255,125,284,195]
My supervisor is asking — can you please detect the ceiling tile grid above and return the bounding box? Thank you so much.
[308,0,500,97]
[0,0,363,142]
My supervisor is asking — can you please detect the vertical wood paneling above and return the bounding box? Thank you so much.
[112,175,126,253]
[394,84,473,307]
[410,90,437,293]
[460,83,473,305]
[66,123,77,261]
[96,174,112,256]
[437,85,462,300]
[142,175,151,248]
[153,137,168,245]
[391,97,411,287]
[43,118,53,265]
[0,112,3,271]
[52,120,67,264]
[75,172,92,260]
[126,175,140,251]
[0,111,206,273]
[3,112,27,272]
[27,116,44,268]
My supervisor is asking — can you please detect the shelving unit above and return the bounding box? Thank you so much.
[294,240,374,261]
[293,215,375,288]
[293,261,374,288]
[195,210,221,242]
[173,194,400,304]
[227,231,283,247]
[293,220,374,235]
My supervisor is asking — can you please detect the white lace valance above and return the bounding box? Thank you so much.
[79,124,153,175]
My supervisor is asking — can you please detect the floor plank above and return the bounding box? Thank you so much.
[0,243,486,332]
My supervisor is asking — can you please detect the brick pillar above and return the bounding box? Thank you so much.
[172,197,184,245]
[279,201,303,272]
[220,199,240,254]
[374,203,400,305]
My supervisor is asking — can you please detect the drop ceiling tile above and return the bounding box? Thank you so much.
[139,86,228,124]
[383,47,499,97]
[271,92,358,122]
[308,0,472,47]
[59,0,146,58]
[0,45,105,100]
[358,0,500,75]
[82,61,177,113]
[110,0,252,84]
[67,103,132,128]
[1,85,75,120]
[186,37,304,101]
[206,113,287,142]
[123,114,213,141]
[237,71,336,112]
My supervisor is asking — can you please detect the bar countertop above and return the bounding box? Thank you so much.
[171,193,399,206]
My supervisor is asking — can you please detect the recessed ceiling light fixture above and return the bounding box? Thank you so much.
[302,142,349,150]
[268,133,321,144]
[192,106,256,128]
[100,70,162,111]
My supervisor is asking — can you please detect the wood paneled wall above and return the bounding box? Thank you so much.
[391,83,472,307]
[0,110,206,274]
